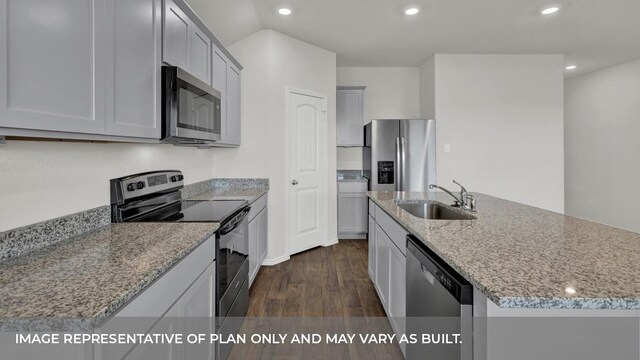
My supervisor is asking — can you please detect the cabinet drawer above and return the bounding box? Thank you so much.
[338,182,368,193]
[376,208,408,256]
[248,194,267,222]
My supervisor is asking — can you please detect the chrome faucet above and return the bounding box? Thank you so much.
[429,180,476,212]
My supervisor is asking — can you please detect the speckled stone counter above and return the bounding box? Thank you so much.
[368,191,640,310]
[337,170,368,183]
[0,222,218,330]
[186,187,268,204]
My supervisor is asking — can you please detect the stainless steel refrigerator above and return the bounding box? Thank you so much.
[363,119,436,191]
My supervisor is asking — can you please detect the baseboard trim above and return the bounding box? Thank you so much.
[324,238,339,247]
[261,254,290,266]
[337,233,367,240]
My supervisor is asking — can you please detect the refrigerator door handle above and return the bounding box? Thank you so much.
[396,137,402,191]
[400,136,407,191]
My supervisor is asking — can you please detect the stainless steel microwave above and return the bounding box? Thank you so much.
[162,66,221,144]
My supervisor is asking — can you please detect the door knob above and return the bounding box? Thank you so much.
[291,180,299,185]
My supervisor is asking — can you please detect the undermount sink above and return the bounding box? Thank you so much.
[397,201,476,220]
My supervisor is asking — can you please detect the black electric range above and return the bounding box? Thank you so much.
[110,170,250,357]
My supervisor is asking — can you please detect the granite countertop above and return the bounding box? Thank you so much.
[368,191,640,310]
[0,222,218,330]
[337,170,368,183]
[185,187,268,203]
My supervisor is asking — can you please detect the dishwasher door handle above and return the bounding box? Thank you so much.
[421,264,436,285]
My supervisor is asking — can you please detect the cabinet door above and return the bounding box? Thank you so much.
[248,216,258,287]
[368,215,376,281]
[336,89,364,146]
[124,305,179,360]
[212,48,227,140]
[0,0,106,134]
[189,25,211,85]
[162,0,190,69]
[218,64,240,146]
[374,224,390,309]
[388,242,406,346]
[104,0,162,139]
[257,207,268,265]
[177,262,215,360]
[338,192,368,234]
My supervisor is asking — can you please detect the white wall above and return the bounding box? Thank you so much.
[336,67,420,170]
[184,0,261,45]
[565,58,640,233]
[215,30,337,262]
[0,141,214,231]
[422,54,565,213]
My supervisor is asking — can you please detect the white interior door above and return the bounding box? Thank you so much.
[287,89,328,255]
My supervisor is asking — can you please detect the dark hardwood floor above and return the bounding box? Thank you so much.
[229,240,404,360]
[247,239,386,317]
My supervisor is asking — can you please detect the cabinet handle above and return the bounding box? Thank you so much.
[291,180,299,185]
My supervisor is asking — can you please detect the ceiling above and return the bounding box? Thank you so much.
[186,0,640,77]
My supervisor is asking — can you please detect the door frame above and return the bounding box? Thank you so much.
[284,87,329,256]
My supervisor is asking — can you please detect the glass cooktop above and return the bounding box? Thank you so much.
[133,200,247,223]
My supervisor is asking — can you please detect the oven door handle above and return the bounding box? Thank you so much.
[219,207,251,235]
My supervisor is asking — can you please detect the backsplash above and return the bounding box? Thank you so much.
[0,206,110,262]
[182,178,269,199]
[0,178,268,262]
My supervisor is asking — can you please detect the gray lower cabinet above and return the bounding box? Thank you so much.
[368,214,376,280]
[0,0,161,140]
[124,262,215,360]
[369,202,407,356]
[98,237,216,360]
[338,182,368,239]
[248,195,268,287]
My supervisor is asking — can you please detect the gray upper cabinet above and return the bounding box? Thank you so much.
[0,0,107,135]
[163,0,212,86]
[222,64,241,146]
[0,0,240,143]
[211,47,241,147]
[336,86,366,146]
[104,0,162,139]
[212,48,228,137]
[162,0,190,70]
[0,0,161,140]
[189,25,212,85]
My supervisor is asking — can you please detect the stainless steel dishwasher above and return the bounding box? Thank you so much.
[406,235,473,360]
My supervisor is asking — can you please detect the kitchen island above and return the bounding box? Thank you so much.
[368,191,640,310]
[368,191,640,360]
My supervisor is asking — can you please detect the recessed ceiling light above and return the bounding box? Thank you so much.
[405,7,420,15]
[541,6,560,15]
[565,286,576,295]
[565,65,577,70]
[278,8,292,16]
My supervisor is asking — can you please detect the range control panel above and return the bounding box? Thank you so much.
[111,170,184,204]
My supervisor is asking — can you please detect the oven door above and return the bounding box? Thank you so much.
[216,207,250,319]
[162,66,221,143]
